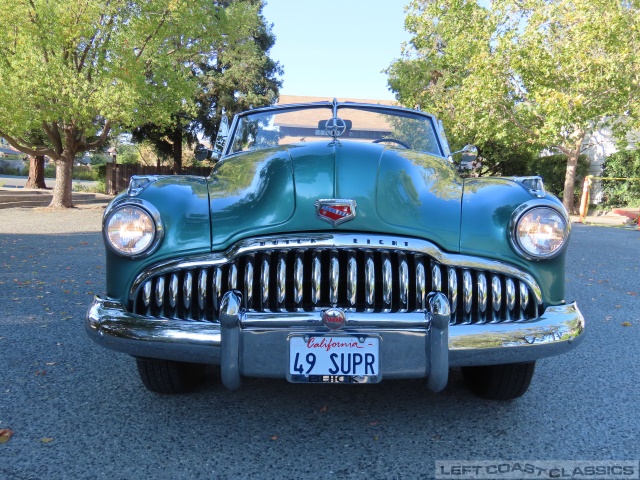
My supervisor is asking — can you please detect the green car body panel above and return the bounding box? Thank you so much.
[104,144,562,307]
[104,176,212,302]
[459,177,567,304]
[208,142,462,251]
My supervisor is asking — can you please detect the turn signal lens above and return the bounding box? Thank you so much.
[515,207,568,259]
[105,206,156,256]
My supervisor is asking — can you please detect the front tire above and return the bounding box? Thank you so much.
[461,361,535,400]
[136,358,205,394]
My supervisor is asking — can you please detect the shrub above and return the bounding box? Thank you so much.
[475,141,537,177]
[526,154,590,200]
[72,180,105,193]
[0,164,22,175]
[89,153,110,166]
[73,166,99,181]
[600,150,640,207]
[96,164,107,181]
[474,147,589,201]
[44,164,56,178]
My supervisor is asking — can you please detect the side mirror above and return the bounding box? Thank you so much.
[449,144,478,159]
[449,144,479,172]
[194,144,216,162]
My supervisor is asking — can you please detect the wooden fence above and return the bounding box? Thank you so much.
[105,164,211,195]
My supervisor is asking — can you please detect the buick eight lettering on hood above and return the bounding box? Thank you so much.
[86,99,585,400]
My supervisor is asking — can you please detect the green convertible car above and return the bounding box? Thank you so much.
[86,99,585,400]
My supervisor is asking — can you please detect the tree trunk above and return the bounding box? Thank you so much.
[561,130,587,214]
[562,148,581,214]
[25,155,48,189]
[49,155,75,208]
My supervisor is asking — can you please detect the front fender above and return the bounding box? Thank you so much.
[104,176,211,303]
[460,178,568,304]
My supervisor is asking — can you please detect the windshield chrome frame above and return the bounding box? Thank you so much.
[220,101,446,159]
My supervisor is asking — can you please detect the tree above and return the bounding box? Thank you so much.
[0,0,239,207]
[130,116,193,173]
[25,155,48,189]
[132,0,282,169]
[194,0,282,145]
[387,0,640,213]
[19,131,51,189]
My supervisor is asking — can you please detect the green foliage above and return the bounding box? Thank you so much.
[388,0,640,212]
[89,153,110,167]
[470,141,588,199]
[117,144,142,165]
[195,0,282,142]
[464,140,538,178]
[600,150,640,207]
[96,165,107,181]
[131,0,282,170]
[0,0,249,206]
[0,162,103,181]
[73,166,99,181]
[0,156,136,181]
[72,180,104,193]
[527,155,590,200]
[0,0,220,137]
[0,164,23,175]
[44,164,56,178]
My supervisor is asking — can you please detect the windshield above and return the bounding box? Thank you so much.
[226,105,443,156]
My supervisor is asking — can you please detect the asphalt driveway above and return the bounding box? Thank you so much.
[0,206,638,479]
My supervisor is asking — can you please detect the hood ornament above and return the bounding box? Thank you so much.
[315,199,357,226]
[324,117,347,139]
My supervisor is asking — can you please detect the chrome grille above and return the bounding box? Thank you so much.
[131,242,542,325]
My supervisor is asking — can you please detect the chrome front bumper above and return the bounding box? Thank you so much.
[86,293,585,391]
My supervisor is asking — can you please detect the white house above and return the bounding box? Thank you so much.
[582,123,639,204]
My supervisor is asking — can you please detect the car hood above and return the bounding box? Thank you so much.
[208,141,463,250]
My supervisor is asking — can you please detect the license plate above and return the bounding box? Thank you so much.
[288,335,380,384]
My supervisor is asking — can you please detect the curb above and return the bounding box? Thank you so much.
[570,213,639,228]
[0,188,113,209]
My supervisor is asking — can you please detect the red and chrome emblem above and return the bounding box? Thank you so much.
[322,308,346,330]
[314,199,357,226]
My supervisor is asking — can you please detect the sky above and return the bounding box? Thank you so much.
[261,1,412,101]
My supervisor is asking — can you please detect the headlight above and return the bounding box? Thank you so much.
[104,205,160,256]
[512,206,569,260]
